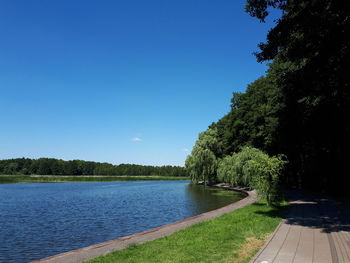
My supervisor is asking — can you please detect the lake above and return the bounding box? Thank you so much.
[0,180,244,263]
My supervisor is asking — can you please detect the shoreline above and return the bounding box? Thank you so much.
[0,175,189,184]
[30,185,256,263]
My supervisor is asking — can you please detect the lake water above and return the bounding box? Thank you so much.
[0,180,244,263]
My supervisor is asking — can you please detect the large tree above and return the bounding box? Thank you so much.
[215,74,282,156]
[185,128,221,185]
[245,0,350,190]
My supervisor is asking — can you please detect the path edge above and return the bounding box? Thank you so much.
[30,186,257,263]
[249,219,286,263]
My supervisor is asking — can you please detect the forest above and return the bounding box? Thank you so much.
[0,158,186,177]
[186,0,350,194]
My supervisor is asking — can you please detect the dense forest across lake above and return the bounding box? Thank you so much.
[0,158,187,177]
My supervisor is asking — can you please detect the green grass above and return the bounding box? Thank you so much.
[86,200,288,263]
[0,175,189,184]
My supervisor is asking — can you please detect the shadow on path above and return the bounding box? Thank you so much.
[284,191,350,233]
[251,190,350,263]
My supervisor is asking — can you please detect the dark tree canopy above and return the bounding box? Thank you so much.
[188,0,350,192]
[247,0,350,190]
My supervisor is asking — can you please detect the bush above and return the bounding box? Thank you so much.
[217,147,286,205]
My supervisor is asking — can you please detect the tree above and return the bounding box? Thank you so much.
[217,155,237,186]
[211,73,283,164]
[245,0,350,191]
[0,158,187,177]
[185,147,217,185]
[185,128,221,185]
[217,147,286,205]
[244,152,286,205]
[3,162,19,175]
[37,158,52,175]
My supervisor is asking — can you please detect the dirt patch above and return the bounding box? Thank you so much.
[237,237,265,260]
[224,236,267,263]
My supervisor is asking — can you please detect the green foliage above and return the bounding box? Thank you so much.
[3,162,19,175]
[194,0,350,192]
[217,155,237,186]
[186,147,217,185]
[217,147,286,205]
[195,127,223,157]
[244,153,286,205]
[213,75,282,157]
[0,158,187,177]
[188,133,286,205]
[86,199,286,263]
[185,128,221,185]
[218,147,263,187]
[244,0,350,191]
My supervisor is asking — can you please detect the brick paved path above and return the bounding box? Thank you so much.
[251,191,350,263]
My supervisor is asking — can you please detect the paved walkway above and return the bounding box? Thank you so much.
[251,191,350,263]
[31,188,257,263]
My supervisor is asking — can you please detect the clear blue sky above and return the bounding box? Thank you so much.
[0,0,278,166]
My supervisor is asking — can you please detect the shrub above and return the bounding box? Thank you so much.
[217,147,286,205]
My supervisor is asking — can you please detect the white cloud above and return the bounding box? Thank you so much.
[131,137,142,142]
[182,148,189,152]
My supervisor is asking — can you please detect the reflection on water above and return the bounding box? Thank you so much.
[185,183,244,214]
[0,180,244,263]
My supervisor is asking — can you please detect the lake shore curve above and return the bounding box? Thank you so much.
[30,186,256,263]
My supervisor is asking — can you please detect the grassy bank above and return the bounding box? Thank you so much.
[87,199,287,263]
[0,175,189,184]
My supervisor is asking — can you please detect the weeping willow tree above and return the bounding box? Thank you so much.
[185,128,221,185]
[217,147,263,187]
[217,147,286,205]
[185,148,217,185]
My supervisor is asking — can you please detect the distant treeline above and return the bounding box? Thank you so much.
[0,158,187,177]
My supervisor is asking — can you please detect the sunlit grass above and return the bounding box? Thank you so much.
[86,199,287,263]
